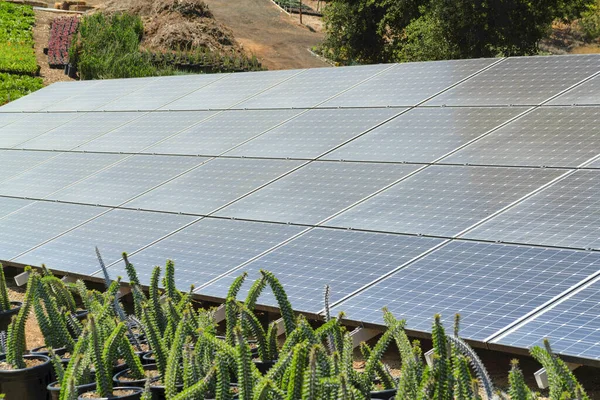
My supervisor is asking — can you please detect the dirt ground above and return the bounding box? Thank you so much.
[540,20,600,55]
[201,0,329,70]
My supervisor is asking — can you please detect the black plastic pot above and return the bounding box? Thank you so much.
[148,382,183,400]
[30,345,67,357]
[371,388,397,399]
[142,351,155,365]
[78,386,143,400]
[74,309,89,321]
[253,359,276,374]
[47,380,96,400]
[0,301,21,332]
[113,363,159,388]
[0,354,52,400]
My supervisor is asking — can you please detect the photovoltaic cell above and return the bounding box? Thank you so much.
[0,197,33,219]
[0,80,100,112]
[237,64,391,109]
[15,112,144,151]
[0,113,25,129]
[164,69,300,111]
[44,77,155,111]
[0,152,126,198]
[331,241,600,341]
[465,170,600,250]
[548,74,600,105]
[324,107,525,163]
[124,158,304,215]
[199,229,444,313]
[0,112,81,148]
[15,209,197,276]
[100,74,227,111]
[49,155,207,206]
[443,107,600,168]
[102,218,305,288]
[426,55,600,106]
[145,109,302,156]
[322,58,496,107]
[216,162,418,225]
[0,150,58,182]
[495,274,600,360]
[0,202,106,260]
[226,108,401,159]
[325,165,564,237]
[77,111,216,153]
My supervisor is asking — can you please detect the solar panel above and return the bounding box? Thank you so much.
[465,170,600,250]
[547,74,600,105]
[0,152,126,198]
[0,80,100,112]
[14,208,197,276]
[15,112,145,151]
[44,77,156,112]
[0,113,26,129]
[494,274,600,360]
[325,165,564,237]
[0,150,58,182]
[144,109,302,156]
[123,158,304,215]
[323,107,525,163]
[0,113,81,148]
[76,111,216,153]
[100,74,227,111]
[321,58,496,107]
[198,228,444,313]
[49,155,207,206]
[164,69,300,111]
[102,218,305,288]
[0,202,106,260]
[331,241,600,340]
[216,162,418,225]
[237,64,391,109]
[0,197,33,219]
[225,108,401,159]
[442,107,600,168]
[426,55,600,106]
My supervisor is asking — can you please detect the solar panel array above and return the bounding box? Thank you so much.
[1,54,600,364]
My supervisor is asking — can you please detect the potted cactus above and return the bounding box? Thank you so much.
[0,264,22,332]
[0,271,52,399]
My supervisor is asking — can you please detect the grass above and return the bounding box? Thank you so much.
[0,73,43,105]
[0,2,38,76]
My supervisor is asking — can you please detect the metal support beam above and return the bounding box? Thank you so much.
[117,286,131,299]
[14,270,30,287]
[425,349,434,368]
[61,275,78,284]
[349,327,381,349]
[534,362,581,389]
[275,318,286,336]
[213,304,226,324]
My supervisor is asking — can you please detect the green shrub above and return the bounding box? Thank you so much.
[580,0,600,39]
[0,2,38,76]
[0,73,43,105]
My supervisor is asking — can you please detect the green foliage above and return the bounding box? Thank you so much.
[6,271,38,368]
[0,264,10,311]
[580,0,600,39]
[0,73,43,105]
[508,359,535,400]
[0,2,38,76]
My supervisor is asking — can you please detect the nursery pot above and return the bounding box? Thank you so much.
[149,382,183,400]
[113,363,159,388]
[0,354,52,400]
[0,301,21,332]
[74,309,89,321]
[370,388,397,399]
[30,345,67,357]
[253,359,276,374]
[47,380,96,400]
[78,386,143,400]
[142,351,155,365]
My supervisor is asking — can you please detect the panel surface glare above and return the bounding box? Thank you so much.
[443,107,600,168]
[44,77,155,111]
[465,170,600,250]
[0,80,100,112]
[199,229,444,313]
[331,241,600,340]
[226,108,401,159]
[15,209,197,275]
[325,165,564,237]
[0,112,81,148]
[495,275,600,360]
[124,158,304,215]
[322,58,496,107]
[103,218,305,288]
[0,150,58,182]
[145,109,302,156]
[0,152,126,198]
[0,202,106,260]
[0,113,25,129]
[237,64,391,109]
[548,74,600,105]
[164,69,300,110]
[324,107,525,163]
[15,112,144,151]
[100,74,226,111]
[426,55,600,106]
[216,162,418,225]
[77,111,216,153]
[50,155,207,206]
[0,197,33,219]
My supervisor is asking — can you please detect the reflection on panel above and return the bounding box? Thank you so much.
[0,150,58,182]
[0,113,81,148]
[548,74,600,105]
[0,80,99,112]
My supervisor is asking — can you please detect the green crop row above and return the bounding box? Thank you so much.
[0,2,38,76]
[0,73,43,105]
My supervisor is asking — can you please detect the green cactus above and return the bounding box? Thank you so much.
[34,277,75,352]
[6,270,38,368]
[235,326,256,400]
[431,314,451,400]
[508,359,534,400]
[261,270,296,336]
[165,311,191,399]
[170,366,215,400]
[164,259,182,304]
[149,266,166,333]
[142,303,168,378]
[0,264,11,312]
[286,342,308,400]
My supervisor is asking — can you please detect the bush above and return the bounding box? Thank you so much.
[580,0,600,40]
[0,2,38,76]
[0,73,43,105]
